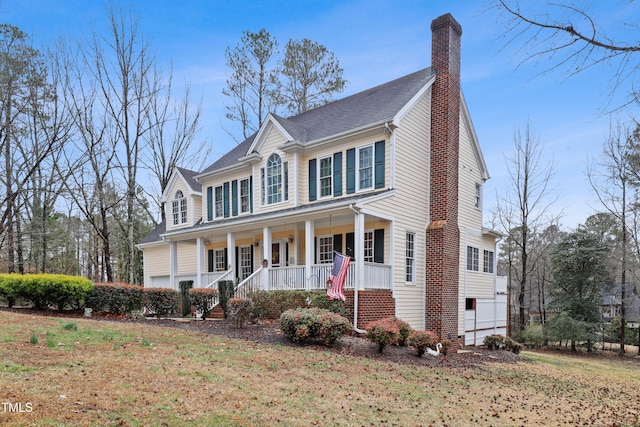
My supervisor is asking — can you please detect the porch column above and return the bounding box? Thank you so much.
[196,237,205,288]
[305,220,314,291]
[227,232,236,281]
[262,226,271,290]
[169,241,178,290]
[354,212,365,290]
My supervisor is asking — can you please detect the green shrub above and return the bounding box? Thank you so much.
[505,337,522,354]
[179,281,194,317]
[280,308,352,346]
[365,317,400,353]
[229,297,255,328]
[408,329,437,357]
[218,280,235,319]
[86,283,144,314]
[394,317,411,347]
[484,334,521,354]
[143,288,179,317]
[188,288,218,320]
[0,274,93,310]
[248,290,348,320]
[483,334,505,350]
[522,324,545,348]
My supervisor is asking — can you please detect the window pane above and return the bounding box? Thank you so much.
[358,146,373,189]
[267,154,282,204]
[215,186,223,217]
[240,179,250,213]
[319,236,333,264]
[364,231,373,262]
[405,232,415,282]
[320,157,332,197]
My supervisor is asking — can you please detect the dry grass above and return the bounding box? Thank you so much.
[0,312,639,426]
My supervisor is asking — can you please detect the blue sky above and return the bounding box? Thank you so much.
[5,0,640,229]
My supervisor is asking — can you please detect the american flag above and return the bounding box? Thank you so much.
[327,252,350,301]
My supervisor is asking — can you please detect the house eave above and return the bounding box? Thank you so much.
[160,189,395,241]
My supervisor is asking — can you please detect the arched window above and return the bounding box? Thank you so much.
[261,154,288,205]
[172,190,187,225]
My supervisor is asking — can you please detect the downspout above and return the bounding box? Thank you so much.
[349,203,366,334]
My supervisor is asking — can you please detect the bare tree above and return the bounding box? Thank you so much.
[88,5,156,284]
[495,0,640,106]
[495,123,559,334]
[143,75,207,222]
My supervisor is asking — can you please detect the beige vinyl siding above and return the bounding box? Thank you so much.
[457,108,495,335]
[366,92,431,329]
[177,242,198,273]
[165,178,192,231]
[192,196,202,224]
[143,244,169,287]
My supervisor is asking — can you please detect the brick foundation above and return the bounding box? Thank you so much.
[344,289,395,330]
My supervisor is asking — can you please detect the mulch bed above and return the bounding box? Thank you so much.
[0,307,521,368]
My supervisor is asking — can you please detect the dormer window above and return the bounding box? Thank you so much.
[172,190,187,225]
[261,154,288,205]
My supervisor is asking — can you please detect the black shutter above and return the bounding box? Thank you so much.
[249,176,253,213]
[314,237,318,264]
[333,234,342,254]
[346,148,356,194]
[374,229,384,263]
[345,232,354,259]
[207,187,213,221]
[231,180,238,216]
[207,249,214,272]
[223,182,230,218]
[333,152,342,196]
[309,158,317,201]
[375,141,385,189]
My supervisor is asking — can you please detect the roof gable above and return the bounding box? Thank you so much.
[160,167,201,203]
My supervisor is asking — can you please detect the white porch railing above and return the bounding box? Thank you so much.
[234,268,263,299]
[204,271,233,289]
[252,263,391,292]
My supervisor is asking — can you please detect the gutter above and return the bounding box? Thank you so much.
[349,203,367,334]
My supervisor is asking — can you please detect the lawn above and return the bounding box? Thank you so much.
[0,311,638,426]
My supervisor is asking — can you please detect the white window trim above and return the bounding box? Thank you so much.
[239,177,251,215]
[467,246,479,272]
[363,229,374,263]
[317,235,334,264]
[356,143,374,192]
[318,155,333,199]
[214,249,226,271]
[475,182,482,210]
[172,190,187,226]
[405,231,416,284]
[214,185,224,219]
[262,155,288,206]
[483,249,495,274]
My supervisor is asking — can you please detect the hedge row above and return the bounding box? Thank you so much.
[280,307,352,346]
[87,283,144,314]
[0,274,93,310]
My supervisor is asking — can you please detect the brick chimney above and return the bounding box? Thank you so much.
[426,14,462,345]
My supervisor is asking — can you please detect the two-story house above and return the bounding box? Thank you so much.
[138,13,506,345]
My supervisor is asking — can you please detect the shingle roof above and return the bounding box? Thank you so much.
[201,67,433,175]
[176,167,201,192]
[139,218,166,245]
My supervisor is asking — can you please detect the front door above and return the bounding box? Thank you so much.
[272,242,281,267]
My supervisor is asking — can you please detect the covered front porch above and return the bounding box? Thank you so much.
[153,204,394,296]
